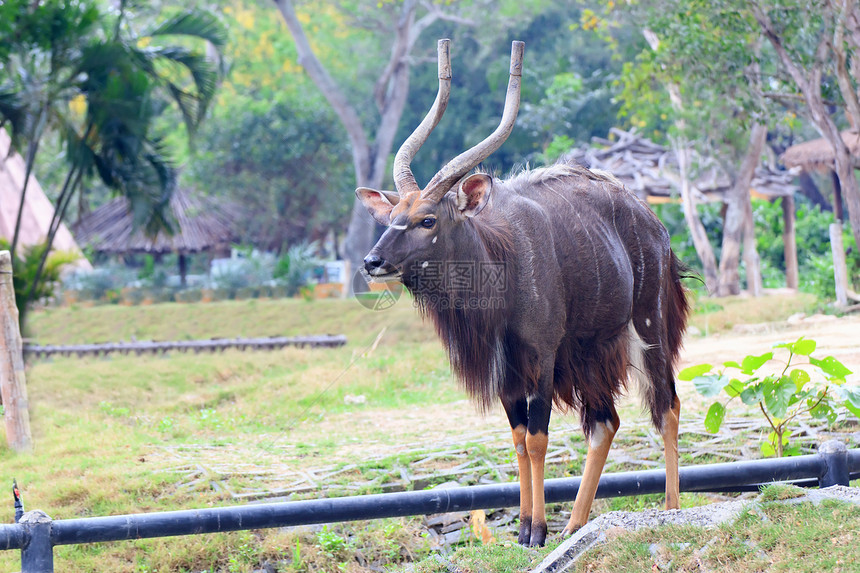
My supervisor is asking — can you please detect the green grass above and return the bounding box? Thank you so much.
[407,486,860,572]
[686,291,817,335]
[573,489,860,573]
[1,293,847,571]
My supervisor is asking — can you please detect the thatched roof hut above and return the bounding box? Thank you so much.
[74,188,236,284]
[781,130,860,172]
[0,130,92,268]
[565,128,797,203]
[74,188,235,255]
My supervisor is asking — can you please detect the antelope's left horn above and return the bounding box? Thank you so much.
[422,41,524,203]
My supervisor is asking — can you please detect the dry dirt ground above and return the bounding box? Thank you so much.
[151,312,860,501]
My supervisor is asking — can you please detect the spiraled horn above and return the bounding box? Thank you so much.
[422,41,524,203]
[392,39,452,196]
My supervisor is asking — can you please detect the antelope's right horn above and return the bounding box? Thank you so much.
[392,39,452,197]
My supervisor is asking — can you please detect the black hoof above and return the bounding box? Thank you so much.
[518,517,532,546]
[529,522,547,547]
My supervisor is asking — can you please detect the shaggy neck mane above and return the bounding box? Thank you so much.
[410,213,514,410]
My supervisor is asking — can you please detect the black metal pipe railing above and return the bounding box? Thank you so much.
[1,442,856,572]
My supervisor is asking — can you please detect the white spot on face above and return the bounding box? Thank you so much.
[432,236,437,244]
[389,224,407,230]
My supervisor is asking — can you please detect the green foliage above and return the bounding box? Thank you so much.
[189,93,352,249]
[0,238,78,326]
[753,198,860,296]
[683,337,859,457]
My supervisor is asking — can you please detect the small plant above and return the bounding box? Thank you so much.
[316,525,349,556]
[681,336,859,457]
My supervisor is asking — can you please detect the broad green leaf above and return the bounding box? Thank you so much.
[783,445,802,457]
[810,356,853,379]
[704,402,726,433]
[741,352,773,375]
[764,378,795,419]
[722,360,741,369]
[760,441,776,457]
[693,374,729,398]
[841,386,860,408]
[740,383,765,406]
[791,337,816,356]
[808,399,832,419]
[835,386,860,419]
[789,369,810,392]
[679,363,712,381]
[724,378,745,398]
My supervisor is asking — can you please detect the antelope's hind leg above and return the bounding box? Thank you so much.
[663,394,681,510]
[562,406,620,537]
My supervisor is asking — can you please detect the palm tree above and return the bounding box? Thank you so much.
[0,0,226,321]
[0,0,102,257]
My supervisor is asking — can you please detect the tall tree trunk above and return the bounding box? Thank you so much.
[742,194,763,296]
[718,122,767,296]
[646,30,719,293]
[674,139,719,293]
[754,5,860,294]
[274,0,438,292]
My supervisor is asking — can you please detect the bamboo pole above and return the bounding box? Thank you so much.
[0,250,33,452]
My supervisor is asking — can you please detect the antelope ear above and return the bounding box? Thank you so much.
[356,187,399,225]
[456,174,493,218]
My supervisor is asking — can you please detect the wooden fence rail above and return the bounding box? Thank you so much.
[23,335,347,359]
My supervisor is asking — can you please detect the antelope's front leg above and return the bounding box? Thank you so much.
[525,393,552,547]
[503,397,533,545]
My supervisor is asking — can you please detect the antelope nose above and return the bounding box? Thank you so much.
[364,254,385,273]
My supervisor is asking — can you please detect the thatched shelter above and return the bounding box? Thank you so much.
[564,128,800,289]
[780,130,860,305]
[74,188,236,285]
[782,130,860,173]
[565,128,797,203]
[0,130,91,268]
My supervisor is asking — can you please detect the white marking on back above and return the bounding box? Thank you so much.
[491,338,506,397]
[627,321,654,403]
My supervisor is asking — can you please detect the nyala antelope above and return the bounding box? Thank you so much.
[357,40,689,547]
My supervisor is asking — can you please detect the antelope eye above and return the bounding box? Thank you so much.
[420,217,436,229]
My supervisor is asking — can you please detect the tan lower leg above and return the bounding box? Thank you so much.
[511,426,532,532]
[564,412,620,535]
[526,430,549,546]
[663,394,681,510]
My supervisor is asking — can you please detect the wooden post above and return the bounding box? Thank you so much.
[0,250,33,452]
[830,223,850,307]
[782,195,799,290]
